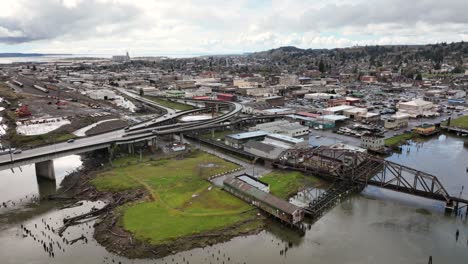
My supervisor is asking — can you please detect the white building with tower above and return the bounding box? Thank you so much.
[112,51,130,63]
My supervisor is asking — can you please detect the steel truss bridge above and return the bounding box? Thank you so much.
[276,146,468,216]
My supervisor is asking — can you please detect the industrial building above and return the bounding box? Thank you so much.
[165,90,185,98]
[323,105,356,115]
[243,141,286,160]
[304,93,341,100]
[224,131,269,149]
[249,120,309,137]
[217,93,236,102]
[263,134,307,149]
[360,133,385,152]
[260,108,295,115]
[384,112,409,130]
[223,177,304,225]
[285,114,336,130]
[260,96,285,106]
[236,174,270,193]
[397,99,436,118]
[87,89,116,100]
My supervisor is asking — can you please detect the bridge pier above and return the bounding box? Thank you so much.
[37,177,57,199]
[148,138,158,152]
[445,200,455,215]
[35,160,55,180]
[128,143,135,155]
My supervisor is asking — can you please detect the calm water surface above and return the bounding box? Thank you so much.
[1,135,467,264]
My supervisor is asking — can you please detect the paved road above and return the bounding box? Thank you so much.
[0,130,123,164]
[0,92,244,169]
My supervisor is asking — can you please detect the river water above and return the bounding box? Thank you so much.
[1,135,467,263]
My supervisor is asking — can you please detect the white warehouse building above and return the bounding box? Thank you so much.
[397,99,437,118]
[87,89,117,100]
[249,120,309,137]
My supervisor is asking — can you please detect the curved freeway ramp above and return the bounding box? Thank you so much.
[0,97,243,170]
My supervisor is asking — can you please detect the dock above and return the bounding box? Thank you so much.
[441,125,468,135]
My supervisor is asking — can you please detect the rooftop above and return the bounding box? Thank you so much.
[261,108,294,114]
[237,174,269,191]
[286,114,316,122]
[399,99,432,107]
[244,140,279,153]
[296,112,321,118]
[223,178,301,215]
[226,130,269,140]
[321,115,349,121]
[266,133,305,144]
[324,105,356,112]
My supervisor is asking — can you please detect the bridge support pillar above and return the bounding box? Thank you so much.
[445,200,455,215]
[148,138,158,152]
[128,144,134,155]
[35,160,55,180]
[179,133,184,143]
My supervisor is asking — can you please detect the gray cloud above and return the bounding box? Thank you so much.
[260,0,468,33]
[0,0,141,44]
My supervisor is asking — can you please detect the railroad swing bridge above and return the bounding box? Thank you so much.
[275,146,468,217]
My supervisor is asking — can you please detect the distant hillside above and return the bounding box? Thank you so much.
[247,42,468,74]
[250,42,468,61]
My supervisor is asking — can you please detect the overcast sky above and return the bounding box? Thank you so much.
[0,0,467,56]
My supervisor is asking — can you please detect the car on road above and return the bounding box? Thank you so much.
[67,139,75,143]
[13,149,22,154]
[0,148,15,156]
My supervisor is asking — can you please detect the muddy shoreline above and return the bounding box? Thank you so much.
[59,152,265,259]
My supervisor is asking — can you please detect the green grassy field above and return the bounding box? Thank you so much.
[446,115,468,129]
[261,171,320,199]
[144,96,194,111]
[384,132,418,147]
[91,151,257,245]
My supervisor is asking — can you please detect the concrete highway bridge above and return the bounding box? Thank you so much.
[0,92,248,180]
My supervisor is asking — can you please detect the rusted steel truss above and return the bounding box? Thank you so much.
[278,147,457,203]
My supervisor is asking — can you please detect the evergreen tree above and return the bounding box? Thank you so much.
[318,59,325,73]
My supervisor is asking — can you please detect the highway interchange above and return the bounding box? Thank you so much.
[0,90,243,169]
